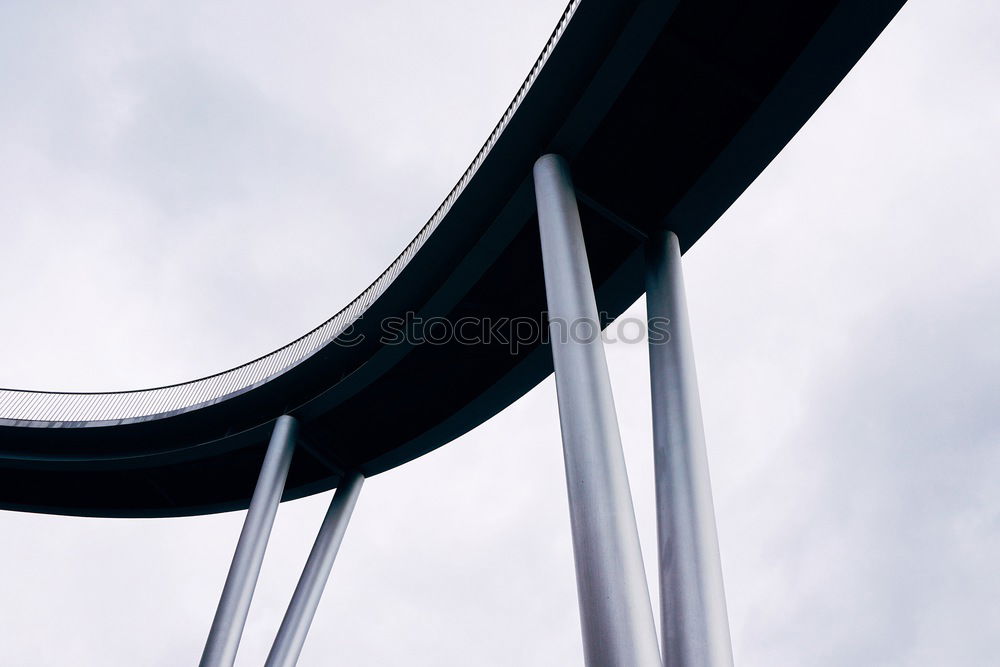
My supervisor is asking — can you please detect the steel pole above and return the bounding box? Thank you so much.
[645,230,733,666]
[533,154,661,667]
[265,471,364,667]
[200,415,298,667]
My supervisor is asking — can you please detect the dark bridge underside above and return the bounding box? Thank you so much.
[0,0,906,517]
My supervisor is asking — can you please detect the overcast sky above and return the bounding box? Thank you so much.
[1,1,998,665]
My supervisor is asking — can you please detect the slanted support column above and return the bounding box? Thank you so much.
[200,415,298,667]
[265,471,364,667]
[533,153,661,667]
[645,230,733,666]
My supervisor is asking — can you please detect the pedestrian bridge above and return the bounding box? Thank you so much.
[0,2,906,664]
[0,0,902,518]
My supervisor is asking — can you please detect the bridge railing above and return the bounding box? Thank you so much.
[0,0,581,426]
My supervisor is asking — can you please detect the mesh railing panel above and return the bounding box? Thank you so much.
[0,0,581,425]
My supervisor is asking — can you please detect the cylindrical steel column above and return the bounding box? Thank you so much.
[200,415,298,667]
[265,471,364,667]
[533,153,661,667]
[645,230,733,666]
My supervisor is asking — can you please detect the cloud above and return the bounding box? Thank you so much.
[727,278,1000,666]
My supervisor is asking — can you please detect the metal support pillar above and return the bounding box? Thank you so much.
[533,154,661,667]
[265,471,364,667]
[200,415,298,667]
[645,230,733,666]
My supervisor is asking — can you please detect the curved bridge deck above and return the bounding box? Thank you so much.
[0,0,905,516]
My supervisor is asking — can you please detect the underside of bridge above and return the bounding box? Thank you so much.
[0,0,905,519]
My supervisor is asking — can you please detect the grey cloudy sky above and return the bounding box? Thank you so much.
[0,1,998,665]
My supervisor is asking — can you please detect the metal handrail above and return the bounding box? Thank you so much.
[0,0,581,425]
